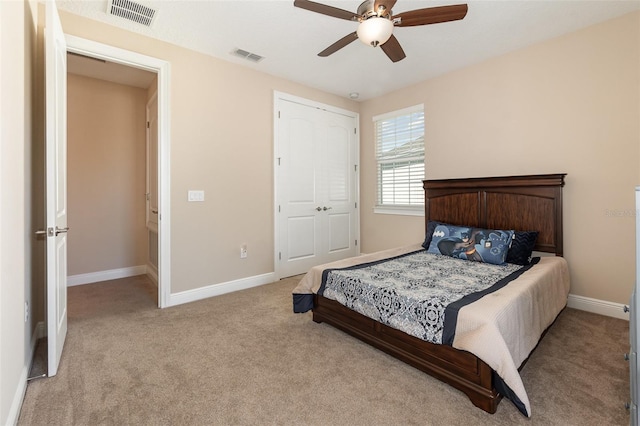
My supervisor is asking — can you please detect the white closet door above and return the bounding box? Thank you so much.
[279,103,323,276]
[322,112,357,263]
[276,97,358,277]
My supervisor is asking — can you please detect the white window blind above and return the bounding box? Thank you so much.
[374,105,425,212]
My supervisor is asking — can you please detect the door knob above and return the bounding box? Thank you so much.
[34,226,69,237]
[316,207,322,211]
[55,226,69,236]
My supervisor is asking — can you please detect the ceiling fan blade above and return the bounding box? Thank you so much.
[318,32,359,57]
[374,0,397,16]
[394,4,468,27]
[294,0,358,21]
[380,34,406,62]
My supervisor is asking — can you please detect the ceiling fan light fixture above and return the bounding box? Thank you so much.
[356,17,393,47]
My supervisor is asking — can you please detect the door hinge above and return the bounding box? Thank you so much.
[354,164,358,172]
[355,202,357,209]
[355,239,358,246]
[279,252,281,260]
[147,121,150,128]
[278,111,281,119]
[278,205,281,213]
[277,157,281,166]
[354,127,356,134]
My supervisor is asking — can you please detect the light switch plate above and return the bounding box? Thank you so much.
[188,190,205,202]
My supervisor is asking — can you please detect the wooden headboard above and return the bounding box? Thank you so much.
[423,174,566,256]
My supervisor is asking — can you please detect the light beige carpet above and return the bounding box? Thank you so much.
[19,274,630,425]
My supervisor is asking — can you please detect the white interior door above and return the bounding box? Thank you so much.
[146,92,158,231]
[45,0,68,376]
[276,96,358,277]
[146,92,159,278]
[323,111,357,264]
[278,101,322,277]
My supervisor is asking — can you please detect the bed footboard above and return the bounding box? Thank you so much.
[313,294,502,413]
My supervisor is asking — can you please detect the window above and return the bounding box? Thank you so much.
[373,104,425,215]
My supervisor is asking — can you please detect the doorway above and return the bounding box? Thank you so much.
[66,54,157,299]
[63,35,171,307]
[42,15,172,376]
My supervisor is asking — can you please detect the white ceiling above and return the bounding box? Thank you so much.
[59,0,640,101]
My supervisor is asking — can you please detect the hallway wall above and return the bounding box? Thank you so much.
[67,73,148,276]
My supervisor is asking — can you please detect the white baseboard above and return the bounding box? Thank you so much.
[67,269,627,319]
[146,262,158,286]
[568,293,629,320]
[67,265,147,287]
[9,322,45,426]
[168,272,276,307]
[29,321,45,357]
[35,321,45,340]
[7,363,28,426]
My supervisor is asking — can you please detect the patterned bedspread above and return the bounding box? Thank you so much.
[320,251,526,345]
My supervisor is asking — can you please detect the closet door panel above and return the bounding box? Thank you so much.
[276,97,358,277]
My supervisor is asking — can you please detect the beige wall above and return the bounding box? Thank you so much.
[58,10,640,304]
[58,11,359,293]
[360,12,640,304]
[0,0,38,424]
[67,74,148,276]
[56,9,640,304]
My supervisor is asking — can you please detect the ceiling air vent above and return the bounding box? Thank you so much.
[232,48,265,63]
[107,0,157,27]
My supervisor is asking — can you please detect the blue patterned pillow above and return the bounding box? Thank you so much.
[505,231,539,265]
[422,220,449,250]
[426,224,514,265]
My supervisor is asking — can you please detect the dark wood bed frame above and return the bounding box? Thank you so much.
[312,173,566,413]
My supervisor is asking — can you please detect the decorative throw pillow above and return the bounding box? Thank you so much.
[426,224,514,265]
[505,231,539,265]
[422,220,448,250]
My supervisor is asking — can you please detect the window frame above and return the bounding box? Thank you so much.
[373,104,425,216]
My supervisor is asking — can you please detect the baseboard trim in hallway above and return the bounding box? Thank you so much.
[67,265,147,286]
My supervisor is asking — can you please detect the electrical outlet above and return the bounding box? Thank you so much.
[240,244,247,259]
[24,301,29,323]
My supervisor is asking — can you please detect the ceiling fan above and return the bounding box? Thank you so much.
[293,0,468,62]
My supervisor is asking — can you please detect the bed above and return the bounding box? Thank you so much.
[292,173,569,416]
